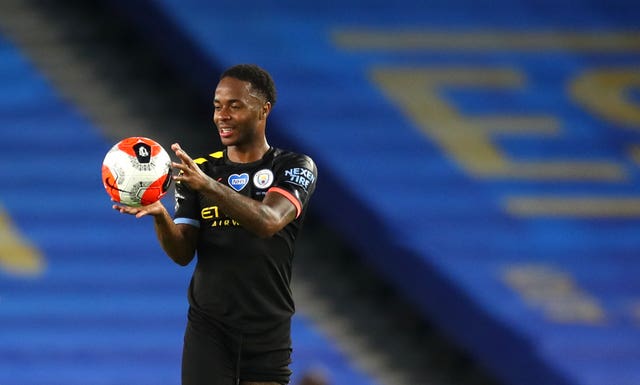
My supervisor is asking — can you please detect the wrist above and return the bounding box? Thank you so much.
[205,177,222,197]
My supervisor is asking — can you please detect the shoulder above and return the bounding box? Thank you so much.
[271,148,318,192]
[272,148,316,171]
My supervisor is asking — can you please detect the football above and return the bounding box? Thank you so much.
[102,137,173,207]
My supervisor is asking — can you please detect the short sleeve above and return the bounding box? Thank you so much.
[268,154,317,219]
[173,180,201,228]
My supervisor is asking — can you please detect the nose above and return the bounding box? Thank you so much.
[214,107,231,122]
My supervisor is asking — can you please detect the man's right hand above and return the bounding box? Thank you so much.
[112,200,165,219]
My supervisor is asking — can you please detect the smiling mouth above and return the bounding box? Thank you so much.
[219,127,233,138]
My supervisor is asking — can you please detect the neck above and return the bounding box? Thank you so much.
[227,140,270,163]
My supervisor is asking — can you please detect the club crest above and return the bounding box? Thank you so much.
[253,169,274,189]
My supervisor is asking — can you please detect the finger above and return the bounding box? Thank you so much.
[172,172,184,182]
[112,204,128,212]
[172,143,193,163]
[171,161,189,173]
[113,204,138,215]
[135,210,148,219]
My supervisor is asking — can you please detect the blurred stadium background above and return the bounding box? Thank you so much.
[1,0,640,384]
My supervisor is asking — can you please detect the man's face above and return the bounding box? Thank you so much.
[213,76,267,148]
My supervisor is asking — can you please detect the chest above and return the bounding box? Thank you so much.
[208,165,276,201]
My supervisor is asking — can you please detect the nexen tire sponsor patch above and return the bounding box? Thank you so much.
[283,167,315,190]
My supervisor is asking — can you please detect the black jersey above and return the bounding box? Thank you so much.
[173,147,317,333]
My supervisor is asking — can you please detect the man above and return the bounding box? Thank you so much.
[114,64,317,385]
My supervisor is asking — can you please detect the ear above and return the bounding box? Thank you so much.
[261,102,272,120]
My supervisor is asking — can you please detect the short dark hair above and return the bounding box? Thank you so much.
[221,64,277,106]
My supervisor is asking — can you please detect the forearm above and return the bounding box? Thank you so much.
[169,143,296,238]
[202,179,287,238]
[153,206,196,265]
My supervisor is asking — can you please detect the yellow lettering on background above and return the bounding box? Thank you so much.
[334,30,640,52]
[570,68,640,129]
[502,264,606,325]
[337,29,640,217]
[506,196,640,217]
[473,115,560,136]
[0,206,44,276]
[371,67,625,180]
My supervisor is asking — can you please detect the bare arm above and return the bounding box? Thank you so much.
[113,200,198,266]
[171,143,297,238]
